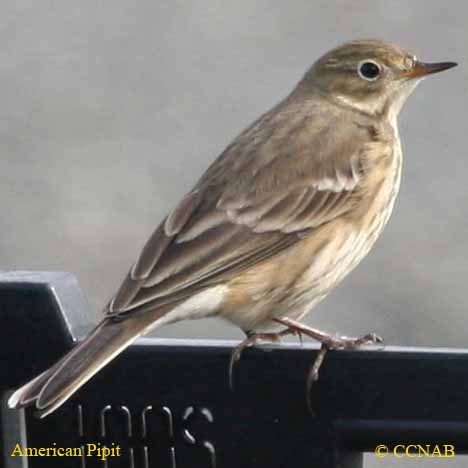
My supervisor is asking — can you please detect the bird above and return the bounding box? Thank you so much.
[9,39,457,418]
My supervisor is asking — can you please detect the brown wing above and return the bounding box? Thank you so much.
[107,96,371,317]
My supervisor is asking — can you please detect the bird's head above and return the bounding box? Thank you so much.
[301,39,457,121]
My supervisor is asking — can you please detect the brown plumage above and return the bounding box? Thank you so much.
[9,39,456,417]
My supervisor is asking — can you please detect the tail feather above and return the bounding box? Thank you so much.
[8,305,172,418]
[8,367,56,408]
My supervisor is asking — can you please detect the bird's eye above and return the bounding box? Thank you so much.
[358,60,381,81]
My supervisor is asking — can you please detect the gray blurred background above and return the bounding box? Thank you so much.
[0,1,466,465]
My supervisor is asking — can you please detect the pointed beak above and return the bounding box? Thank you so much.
[404,60,458,79]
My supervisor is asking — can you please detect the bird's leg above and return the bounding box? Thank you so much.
[229,328,295,390]
[273,316,383,415]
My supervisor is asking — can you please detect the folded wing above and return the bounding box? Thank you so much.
[107,98,370,318]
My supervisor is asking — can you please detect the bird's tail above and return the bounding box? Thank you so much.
[8,305,172,418]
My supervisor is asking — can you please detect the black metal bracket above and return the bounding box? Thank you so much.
[1,271,468,468]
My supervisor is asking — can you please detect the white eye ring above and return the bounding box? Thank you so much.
[357,59,381,81]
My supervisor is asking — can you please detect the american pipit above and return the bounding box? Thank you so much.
[9,40,456,417]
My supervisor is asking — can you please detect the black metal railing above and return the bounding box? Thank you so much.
[1,271,468,468]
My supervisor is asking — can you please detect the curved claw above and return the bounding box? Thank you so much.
[304,332,383,416]
[365,333,384,344]
[364,333,385,351]
[306,344,329,416]
[228,335,257,391]
[228,346,243,391]
[228,331,288,391]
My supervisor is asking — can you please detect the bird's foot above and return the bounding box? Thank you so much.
[229,329,292,390]
[273,317,383,350]
[273,317,383,415]
[324,331,384,350]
